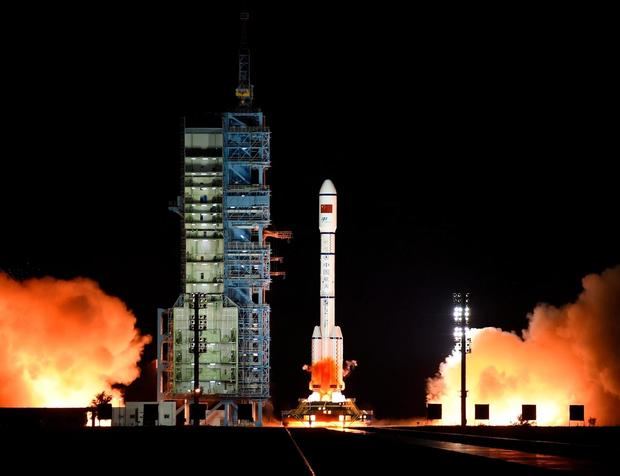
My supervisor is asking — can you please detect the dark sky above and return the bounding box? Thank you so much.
[1,5,617,418]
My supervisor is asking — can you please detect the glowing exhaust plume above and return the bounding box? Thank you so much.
[0,273,151,407]
[303,359,358,402]
[427,266,620,426]
[305,358,338,397]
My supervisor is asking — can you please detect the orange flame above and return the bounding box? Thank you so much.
[309,358,338,396]
[427,266,620,425]
[0,273,151,407]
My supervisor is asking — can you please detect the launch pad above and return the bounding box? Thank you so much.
[282,398,372,426]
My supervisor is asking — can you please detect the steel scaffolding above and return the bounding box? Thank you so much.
[156,113,272,426]
[223,111,271,401]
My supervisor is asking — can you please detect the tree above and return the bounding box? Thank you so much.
[90,391,113,427]
[514,414,531,426]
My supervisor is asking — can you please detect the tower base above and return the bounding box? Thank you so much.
[282,398,372,426]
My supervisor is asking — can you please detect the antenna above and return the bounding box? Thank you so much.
[235,11,253,108]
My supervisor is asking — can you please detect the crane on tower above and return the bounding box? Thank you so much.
[235,11,253,108]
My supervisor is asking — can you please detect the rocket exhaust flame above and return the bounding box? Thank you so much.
[307,358,339,396]
[304,359,357,400]
[0,273,151,407]
[427,266,620,426]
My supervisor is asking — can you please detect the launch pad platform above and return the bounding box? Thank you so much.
[282,398,372,426]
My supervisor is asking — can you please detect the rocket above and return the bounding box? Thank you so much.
[310,179,344,397]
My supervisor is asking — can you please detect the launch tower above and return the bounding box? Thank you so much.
[156,11,286,427]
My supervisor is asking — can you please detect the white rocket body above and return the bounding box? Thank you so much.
[309,179,344,401]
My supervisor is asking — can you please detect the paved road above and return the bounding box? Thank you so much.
[2,425,611,474]
[286,427,609,475]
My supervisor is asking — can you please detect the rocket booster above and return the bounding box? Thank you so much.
[311,179,344,393]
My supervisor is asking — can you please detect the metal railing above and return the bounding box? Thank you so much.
[226,242,269,251]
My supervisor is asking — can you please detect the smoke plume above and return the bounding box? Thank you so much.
[343,359,358,378]
[427,266,620,425]
[0,273,151,407]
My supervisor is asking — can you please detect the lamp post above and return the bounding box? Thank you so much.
[192,293,203,426]
[453,292,471,427]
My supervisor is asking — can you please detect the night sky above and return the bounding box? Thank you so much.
[1,5,617,418]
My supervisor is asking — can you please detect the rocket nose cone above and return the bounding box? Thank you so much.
[320,179,337,195]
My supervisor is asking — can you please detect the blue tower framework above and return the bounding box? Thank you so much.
[223,110,271,401]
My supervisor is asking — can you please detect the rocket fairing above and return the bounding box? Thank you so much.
[310,179,344,398]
